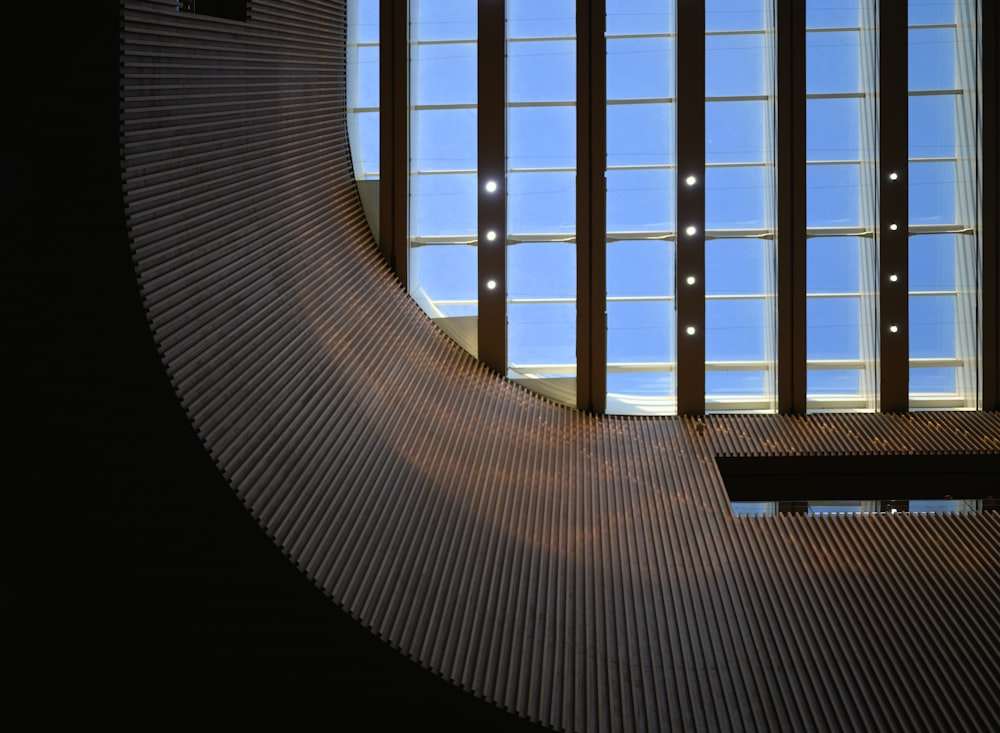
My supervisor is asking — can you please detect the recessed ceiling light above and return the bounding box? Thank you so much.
[486,230,497,241]
[485,180,498,193]
[685,225,697,236]
[685,175,697,186]
[486,279,497,290]
[686,275,696,285]
[686,326,696,335]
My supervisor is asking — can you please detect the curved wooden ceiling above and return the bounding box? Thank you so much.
[121,2,1000,730]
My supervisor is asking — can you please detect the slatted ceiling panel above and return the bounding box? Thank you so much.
[122,2,1000,731]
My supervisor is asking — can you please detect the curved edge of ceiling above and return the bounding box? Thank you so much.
[121,3,1000,732]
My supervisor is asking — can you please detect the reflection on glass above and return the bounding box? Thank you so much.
[408,1,478,356]
[605,1,676,415]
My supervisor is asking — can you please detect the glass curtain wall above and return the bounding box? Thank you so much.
[907,0,980,409]
[704,0,778,412]
[505,0,578,405]
[346,0,380,224]
[605,0,678,415]
[408,2,479,355]
[805,0,879,411]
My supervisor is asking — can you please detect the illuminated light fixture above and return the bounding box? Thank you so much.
[889,172,899,181]
[889,324,899,333]
[486,279,497,290]
[485,180,498,193]
[685,175,697,186]
[889,223,898,232]
[889,273,898,283]
[485,230,497,242]
[686,275,696,285]
[685,225,697,236]
[686,326,696,335]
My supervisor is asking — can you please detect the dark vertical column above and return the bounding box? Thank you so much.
[576,0,606,413]
[379,0,408,282]
[478,0,506,373]
[777,0,807,413]
[676,0,706,415]
[982,0,998,409]
[879,0,908,412]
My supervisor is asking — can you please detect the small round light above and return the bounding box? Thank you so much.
[485,230,497,242]
[686,275,696,285]
[685,225,697,236]
[889,273,898,283]
[685,175,697,186]
[686,326,696,335]
[485,180,498,193]
[889,223,898,232]
[889,172,899,181]
[889,324,898,333]
[486,279,497,290]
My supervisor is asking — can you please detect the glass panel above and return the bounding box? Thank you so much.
[607,103,674,167]
[412,43,477,106]
[705,167,768,229]
[732,502,776,517]
[505,3,576,405]
[347,0,380,181]
[706,101,767,164]
[908,0,979,410]
[605,1,676,415]
[705,34,766,97]
[408,1,478,352]
[607,37,674,101]
[704,1,776,413]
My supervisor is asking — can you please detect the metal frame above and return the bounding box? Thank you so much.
[676,0,706,415]
[477,0,506,373]
[379,0,408,281]
[576,0,606,413]
[777,0,807,413]
[879,0,909,411]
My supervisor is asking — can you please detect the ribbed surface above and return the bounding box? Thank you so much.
[121,3,1000,731]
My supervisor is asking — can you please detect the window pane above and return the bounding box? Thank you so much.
[706,101,767,164]
[908,27,956,91]
[607,37,674,100]
[607,169,674,233]
[807,98,862,161]
[607,103,674,167]
[706,167,768,229]
[705,33,766,97]
[411,109,477,171]
[508,106,576,169]
[508,172,575,235]
[807,31,861,94]
[508,40,575,102]
[909,161,956,225]
[807,164,863,228]
[909,94,957,159]
[412,43,477,106]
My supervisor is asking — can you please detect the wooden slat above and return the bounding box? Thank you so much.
[122,2,1000,731]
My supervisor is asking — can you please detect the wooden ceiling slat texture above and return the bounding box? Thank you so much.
[122,2,1000,730]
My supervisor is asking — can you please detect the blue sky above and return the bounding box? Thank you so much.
[348,0,980,414]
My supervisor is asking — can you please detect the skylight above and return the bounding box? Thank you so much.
[346,0,985,415]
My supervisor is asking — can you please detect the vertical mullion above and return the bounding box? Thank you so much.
[576,0,606,413]
[777,0,806,413]
[379,0,407,281]
[478,0,506,373]
[983,0,998,409]
[677,0,705,415]
[879,0,908,412]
